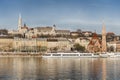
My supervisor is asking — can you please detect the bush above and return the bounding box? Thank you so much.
[74,43,85,52]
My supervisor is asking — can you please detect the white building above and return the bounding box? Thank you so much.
[34,26,56,36]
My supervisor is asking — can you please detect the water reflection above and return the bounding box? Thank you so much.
[0,57,120,80]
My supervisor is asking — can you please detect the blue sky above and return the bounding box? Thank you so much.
[0,0,120,34]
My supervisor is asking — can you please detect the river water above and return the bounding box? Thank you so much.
[0,57,120,80]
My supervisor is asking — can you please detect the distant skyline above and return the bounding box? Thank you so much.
[0,0,120,34]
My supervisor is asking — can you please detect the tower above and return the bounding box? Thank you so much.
[102,23,107,52]
[18,14,22,31]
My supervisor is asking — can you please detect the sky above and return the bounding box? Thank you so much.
[0,0,120,34]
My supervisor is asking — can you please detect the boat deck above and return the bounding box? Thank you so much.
[42,53,120,58]
[42,53,95,58]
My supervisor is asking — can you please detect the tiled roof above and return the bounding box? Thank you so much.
[107,32,115,35]
[70,32,79,34]
[92,33,99,39]
[82,31,92,33]
[89,41,94,45]
[21,26,28,29]
[35,27,53,32]
[88,33,101,46]
[55,30,70,33]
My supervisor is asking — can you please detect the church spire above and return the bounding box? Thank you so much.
[102,23,106,35]
[102,23,107,52]
[18,13,22,31]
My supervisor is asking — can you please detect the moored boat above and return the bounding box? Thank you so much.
[108,53,120,58]
[42,53,95,58]
[99,53,108,58]
[42,52,120,58]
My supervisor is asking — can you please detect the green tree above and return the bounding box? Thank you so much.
[109,46,114,52]
[53,47,58,52]
[74,43,85,52]
[40,46,47,52]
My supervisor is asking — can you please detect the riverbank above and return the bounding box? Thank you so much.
[0,52,120,58]
[0,52,43,57]
[0,54,42,57]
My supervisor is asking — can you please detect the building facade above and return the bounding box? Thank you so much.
[13,38,47,52]
[87,33,101,53]
[0,38,13,51]
[34,26,56,36]
[47,38,72,52]
[55,30,70,36]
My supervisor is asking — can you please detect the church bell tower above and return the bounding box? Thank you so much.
[102,23,107,52]
[18,14,22,31]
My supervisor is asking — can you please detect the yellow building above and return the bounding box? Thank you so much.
[13,37,72,52]
[14,38,47,52]
[36,38,47,52]
[58,38,71,52]
[0,37,14,51]
[47,38,72,52]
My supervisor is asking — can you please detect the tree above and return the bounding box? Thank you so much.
[107,46,114,52]
[53,47,58,52]
[109,46,114,52]
[73,43,85,52]
[40,46,47,52]
[50,47,58,52]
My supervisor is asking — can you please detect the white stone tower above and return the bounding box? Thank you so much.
[18,14,22,31]
[102,23,107,52]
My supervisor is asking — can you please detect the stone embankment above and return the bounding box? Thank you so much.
[0,52,43,57]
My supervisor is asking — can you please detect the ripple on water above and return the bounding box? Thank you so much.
[0,57,119,80]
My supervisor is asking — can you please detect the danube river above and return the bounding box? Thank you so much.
[0,57,120,80]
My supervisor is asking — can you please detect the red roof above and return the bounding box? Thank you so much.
[92,33,98,39]
[88,32,101,46]
[89,41,94,45]
[107,32,115,35]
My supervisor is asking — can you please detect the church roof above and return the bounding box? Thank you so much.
[82,31,92,33]
[21,24,28,29]
[92,33,99,39]
[88,33,101,46]
[55,30,70,33]
[89,40,94,45]
[107,32,115,35]
[35,27,53,32]
[21,26,28,29]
